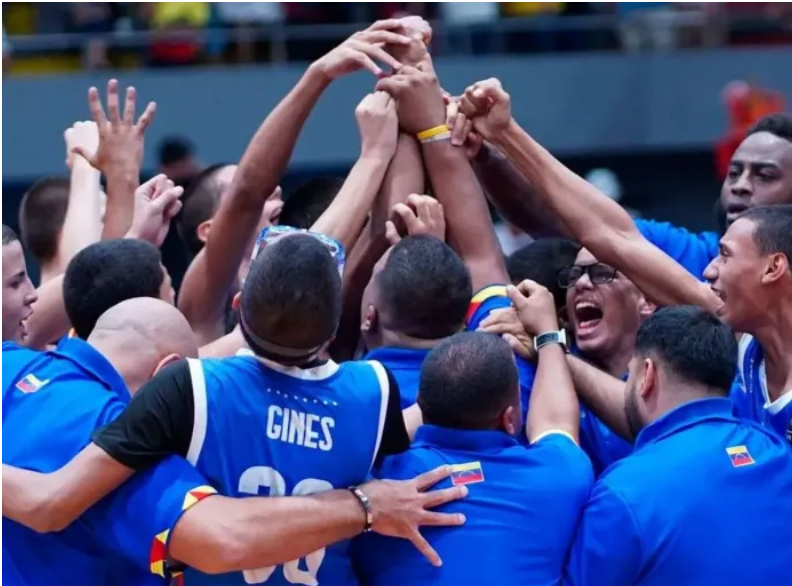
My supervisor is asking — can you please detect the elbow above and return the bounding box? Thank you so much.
[178,516,268,575]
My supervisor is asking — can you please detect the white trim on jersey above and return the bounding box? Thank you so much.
[236,348,341,381]
[738,334,792,415]
[367,360,390,470]
[186,358,209,466]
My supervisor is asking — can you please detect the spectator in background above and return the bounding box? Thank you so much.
[215,2,283,63]
[143,2,210,67]
[618,2,680,52]
[18,178,70,285]
[71,3,116,69]
[3,26,12,74]
[502,2,565,53]
[439,3,498,55]
[158,136,202,188]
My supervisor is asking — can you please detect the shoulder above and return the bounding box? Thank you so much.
[374,446,445,482]
[465,284,510,330]
[634,219,718,275]
[528,434,594,487]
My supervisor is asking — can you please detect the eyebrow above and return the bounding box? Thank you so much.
[730,158,780,169]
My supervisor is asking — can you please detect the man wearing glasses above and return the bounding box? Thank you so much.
[559,248,656,473]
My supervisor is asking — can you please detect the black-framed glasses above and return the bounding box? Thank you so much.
[557,263,617,289]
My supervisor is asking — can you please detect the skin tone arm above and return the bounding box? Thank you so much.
[177,21,410,346]
[566,354,632,441]
[458,79,720,313]
[377,60,508,291]
[508,281,581,443]
[3,458,465,570]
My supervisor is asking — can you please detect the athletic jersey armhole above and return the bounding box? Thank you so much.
[186,358,208,466]
[532,429,579,447]
[367,360,391,470]
[737,334,753,379]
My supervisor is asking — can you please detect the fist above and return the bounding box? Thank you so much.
[459,78,512,141]
[507,280,559,336]
[356,91,399,159]
[65,121,99,168]
[375,62,446,135]
[386,194,445,245]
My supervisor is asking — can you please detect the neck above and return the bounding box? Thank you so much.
[588,337,635,378]
[38,264,60,286]
[751,303,792,402]
[379,329,448,351]
[89,338,148,395]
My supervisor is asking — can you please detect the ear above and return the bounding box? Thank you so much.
[637,295,657,320]
[197,219,214,245]
[761,252,789,285]
[639,357,658,401]
[231,291,242,311]
[361,304,378,333]
[152,353,181,377]
[500,405,517,435]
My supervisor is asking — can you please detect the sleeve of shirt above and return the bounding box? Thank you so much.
[634,218,718,279]
[564,480,643,586]
[80,454,216,580]
[375,367,411,461]
[464,284,510,331]
[92,360,196,471]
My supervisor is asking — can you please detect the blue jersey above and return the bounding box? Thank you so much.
[634,219,719,279]
[731,335,792,443]
[365,346,428,409]
[183,351,392,586]
[465,285,537,442]
[2,340,214,586]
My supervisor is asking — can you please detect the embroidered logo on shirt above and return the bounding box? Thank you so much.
[726,445,755,468]
[15,374,49,394]
[450,461,485,486]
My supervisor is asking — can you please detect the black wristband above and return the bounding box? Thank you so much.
[349,486,373,533]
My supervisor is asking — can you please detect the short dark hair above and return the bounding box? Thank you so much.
[240,234,341,358]
[176,164,227,255]
[747,113,792,144]
[63,239,165,339]
[739,204,792,263]
[279,177,345,230]
[634,306,737,395]
[506,238,581,309]
[3,224,20,245]
[158,136,194,166]
[418,332,518,429]
[18,176,70,264]
[376,236,472,339]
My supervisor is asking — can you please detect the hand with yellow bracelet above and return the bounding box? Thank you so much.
[375,58,446,137]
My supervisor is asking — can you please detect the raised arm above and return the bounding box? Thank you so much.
[508,281,580,444]
[459,80,720,313]
[377,61,508,291]
[178,21,410,345]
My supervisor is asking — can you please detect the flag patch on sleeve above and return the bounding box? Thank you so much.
[15,374,49,394]
[726,445,755,468]
[450,461,485,486]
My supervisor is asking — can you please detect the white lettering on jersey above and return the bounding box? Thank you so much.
[266,405,334,452]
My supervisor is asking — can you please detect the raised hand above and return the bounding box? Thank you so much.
[445,95,484,159]
[375,59,446,135]
[386,194,446,245]
[72,79,156,174]
[458,78,512,142]
[477,307,535,362]
[126,174,183,247]
[507,280,560,337]
[64,121,99,169]
[313,20,411,80]
[356,91,399,161]
[360,465,467,567]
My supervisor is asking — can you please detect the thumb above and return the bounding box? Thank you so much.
[385,221,402,246]
[70,146,93,163]
[514,279,545,299]
[150,185,184,214]
[506,283,531,311]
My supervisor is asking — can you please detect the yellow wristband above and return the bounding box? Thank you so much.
[417,125,450,141]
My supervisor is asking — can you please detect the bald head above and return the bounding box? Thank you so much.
[88,298,198,394]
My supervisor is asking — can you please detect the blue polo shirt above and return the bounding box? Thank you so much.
[466,285,538,441]
[634,219,718,280]
[355,425,594,586]
[365,346,429,408]
[2,340,215,586]
[564,397,792,586]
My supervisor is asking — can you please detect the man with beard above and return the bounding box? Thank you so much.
[563,306,792,586]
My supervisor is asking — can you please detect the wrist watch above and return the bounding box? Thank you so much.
[534,329,568,352]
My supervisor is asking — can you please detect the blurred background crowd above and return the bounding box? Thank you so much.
[3,2,791,289]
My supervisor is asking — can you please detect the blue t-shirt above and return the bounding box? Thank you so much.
[466,285,537,440]
[355,425,593,586]
[634,219,719,280]
[564,398,792,586]
[2,340,215,586]
[364,346,429,409]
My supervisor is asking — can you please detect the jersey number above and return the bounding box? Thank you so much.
[238,466,333,585]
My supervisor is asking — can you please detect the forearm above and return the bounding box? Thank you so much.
[473,143,569,239]
[199,327,246,358]
[422,140,507,289]
[58,163,104,271]
[528,343,580,443]
[311,153,391,251]
[102,168,139,239]
[566,355,632,441]
[170,490,365,574]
